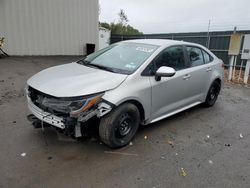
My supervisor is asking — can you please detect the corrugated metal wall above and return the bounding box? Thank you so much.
[0,0,98,55]
[111,30,250,66]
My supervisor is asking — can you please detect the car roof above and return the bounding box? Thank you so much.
[121,39,205,48]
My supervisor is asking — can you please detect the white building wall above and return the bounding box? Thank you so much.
[0,0,98,55]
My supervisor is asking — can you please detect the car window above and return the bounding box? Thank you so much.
[82,43,158,74]
[187,46,204,67]
[202,50,213,63]
[154,46,186,71]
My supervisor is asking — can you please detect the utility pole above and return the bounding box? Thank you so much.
[206,20,211,48]
[233,26,237,34]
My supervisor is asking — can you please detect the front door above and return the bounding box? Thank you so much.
[149,45,192,121]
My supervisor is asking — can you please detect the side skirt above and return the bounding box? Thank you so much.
[149,101,202,124]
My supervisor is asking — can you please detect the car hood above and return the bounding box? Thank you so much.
[27,62,128,97]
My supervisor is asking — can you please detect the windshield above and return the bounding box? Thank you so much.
[78,43,159,74]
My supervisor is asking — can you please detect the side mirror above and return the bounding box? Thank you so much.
[155,66,176,81]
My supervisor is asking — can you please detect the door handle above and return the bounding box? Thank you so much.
[183,74,191,80]
[206,67,212,72]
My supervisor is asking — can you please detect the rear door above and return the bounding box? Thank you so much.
[183,46,213,102]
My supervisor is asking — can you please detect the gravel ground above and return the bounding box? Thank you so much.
[0,56,250,188]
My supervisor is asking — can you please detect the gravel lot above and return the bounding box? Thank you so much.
[0,56,250,188]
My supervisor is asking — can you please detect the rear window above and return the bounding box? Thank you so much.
[187,46,204,67]
[202,50,213,63]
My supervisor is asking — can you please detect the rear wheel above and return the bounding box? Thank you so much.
[204,80,221,107]
[99,103,140,148]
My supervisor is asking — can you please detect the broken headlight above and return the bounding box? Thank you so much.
[41,93,103,117]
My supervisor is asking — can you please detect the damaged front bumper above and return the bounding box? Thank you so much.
[26,90,113,137]
[27,97,65,129]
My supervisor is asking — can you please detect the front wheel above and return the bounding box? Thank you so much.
[203,80,221,107]
[99,103,140,148]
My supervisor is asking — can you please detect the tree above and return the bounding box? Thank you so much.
[126,25,143,35]
[99,9,143,35]
[100,22,110,30]
[118,9,128,26]
[118,9,128,37]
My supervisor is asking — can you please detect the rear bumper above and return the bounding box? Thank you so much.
[27,97,65,129]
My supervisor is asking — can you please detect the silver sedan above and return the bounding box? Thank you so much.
[26,39,223,148]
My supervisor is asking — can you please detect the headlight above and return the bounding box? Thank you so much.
[70,95,103,117]
[41,93,103,117]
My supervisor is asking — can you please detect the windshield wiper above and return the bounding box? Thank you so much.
[77,59,89,65]
[78,60,129,74]
[85,64,117,73]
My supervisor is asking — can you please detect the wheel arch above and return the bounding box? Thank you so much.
[208,77,222,94]
[213,77,222,85]
[118,99,145,123]
[203,76,222,102]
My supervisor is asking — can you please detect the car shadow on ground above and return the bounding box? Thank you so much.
[138,104,204,133]
[29,103,205,153]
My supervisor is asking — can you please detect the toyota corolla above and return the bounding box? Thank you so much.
[26,39,223,148]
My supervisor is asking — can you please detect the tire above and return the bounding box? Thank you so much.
[99,103,140,148]
[203,80,221,107]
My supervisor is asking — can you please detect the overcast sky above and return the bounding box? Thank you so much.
[99,0,250,34]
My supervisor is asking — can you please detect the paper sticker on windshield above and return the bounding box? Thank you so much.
[136,47,154,53]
